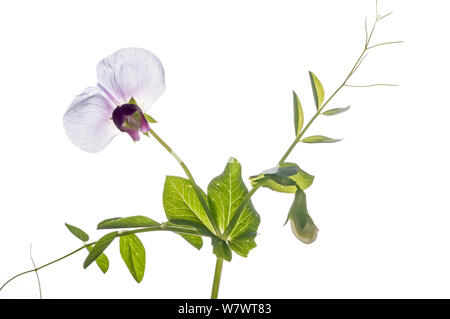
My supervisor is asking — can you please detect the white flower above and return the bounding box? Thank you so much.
[63,48,165,152]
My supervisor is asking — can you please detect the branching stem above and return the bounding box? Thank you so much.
[0,224,203,293]
[221,4,400,242]
[147,128,220,236]
[1,3,400,301]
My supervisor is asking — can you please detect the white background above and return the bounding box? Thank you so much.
[0,0,448,299]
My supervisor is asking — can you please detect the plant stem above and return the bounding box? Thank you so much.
[0,244,91,292]
[226,16,385,234]
[0,224,202,293]
[147,128,220,235]
[215,16,386,295]
[147,128,227,298]
[210,257,224,299]
[279,45,368,163]
[2,127,221,295]
[3,10,394,299]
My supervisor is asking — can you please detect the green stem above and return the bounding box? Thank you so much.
[0,244,91,292]
[227,17,383,236]
[2,127,220,295]
[3,12,389,298]
[147,128,226,299]
[210,257,224,299]
[279,16,382,163]
[147,128,220,236]
[0,224,202,293]
[212,17,385,296]
[119,224,205,237]
[279,52,367,163]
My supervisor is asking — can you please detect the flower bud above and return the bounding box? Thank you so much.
[288,188,319,244]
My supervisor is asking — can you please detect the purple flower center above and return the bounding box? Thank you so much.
[112,103,150,141]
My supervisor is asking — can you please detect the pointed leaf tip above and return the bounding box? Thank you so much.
[309,71,325,109]
[83,231,117,269]
[97,215,160,229]
[86,246,109,274]
[301,135,341,143]
[208,159,260,257]
[293,91,304,137]
[65,223,89,242]
[322,105,351,116]
[144,113,157,123]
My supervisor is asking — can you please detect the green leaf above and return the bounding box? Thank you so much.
[301,135,341,143]
[83,231,117,269]
[309,71,325,109]
[144,113,158,123]
[97,216,160,229]
[249,162,314,193]
[207,158,260,257]
[179,234,203,250]
[322,105,351,116]
[86,246,109,274]
[65,223,89,242]
[260,164,299,186]
[212,238,232,262]
[293,91,304,137]
[120,234,146,283]
[163,176,216,235]
[227,232,257,258]
[129,97,138,105]
[164,221,203,250]
[287,189,318,244]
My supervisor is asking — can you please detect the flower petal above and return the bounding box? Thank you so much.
[97,48,165,110]
[139,112,150,133]
[63,86,119,153]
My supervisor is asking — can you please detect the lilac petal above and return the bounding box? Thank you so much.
[112,107,125,129]
[139,112,150,133]
[63,86,119,153]
[120,103,140,116]
[97,48,165,111]
[121,127,140,142]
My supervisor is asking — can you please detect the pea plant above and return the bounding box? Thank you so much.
[1,2,400,299]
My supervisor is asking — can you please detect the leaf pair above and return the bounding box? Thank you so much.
[65,223,109,274]
[66,217,154,283]
[249,163,318,244]
[293,71,346,143]
[79,230,145,283]
[292,71,324,137]
[80,229,146,283]
[163,158,260,261]
[95,216,203,283]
